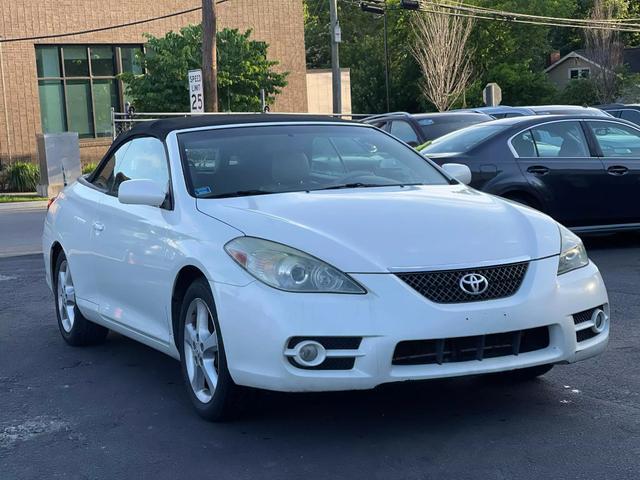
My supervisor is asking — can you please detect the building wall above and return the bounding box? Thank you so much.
[547,57,595,89]
[0,0,307,166]
[306,69,352,115]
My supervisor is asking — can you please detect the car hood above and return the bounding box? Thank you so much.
[196,185,560,273]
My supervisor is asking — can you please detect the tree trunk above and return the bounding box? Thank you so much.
[202,0,218,112]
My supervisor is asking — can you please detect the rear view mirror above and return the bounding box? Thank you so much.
[118,179,167,207]
[442,163,472,185]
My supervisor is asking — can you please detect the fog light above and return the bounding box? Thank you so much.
[293,340,326,367]
[591,308,607,334]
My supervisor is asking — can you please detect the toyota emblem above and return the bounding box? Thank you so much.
[459,273,489,295]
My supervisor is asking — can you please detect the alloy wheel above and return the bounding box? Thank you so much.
[57,260,76,333]
[183,298,220,403]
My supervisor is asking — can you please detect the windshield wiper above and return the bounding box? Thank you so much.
[200,189,276,199]
[313,182,425,191]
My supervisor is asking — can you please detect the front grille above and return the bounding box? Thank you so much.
[573,306,600,325]
[288,357,356,370]
[396,262,529,304]
[392,326,550,366]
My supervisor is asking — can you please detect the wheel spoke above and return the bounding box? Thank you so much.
[201,359,218,390]
[195,300,209,334]
[201,331,218,356]
[184,324,198,348]
[191,363,206,393]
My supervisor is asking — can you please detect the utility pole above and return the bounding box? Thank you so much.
[202,0,218,112]
[329,0,342,114]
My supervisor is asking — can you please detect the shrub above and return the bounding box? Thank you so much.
[82,162,98,175]
[6,162,40,192]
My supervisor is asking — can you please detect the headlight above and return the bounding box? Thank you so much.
[557,224,589,275]
[224,237,366,294]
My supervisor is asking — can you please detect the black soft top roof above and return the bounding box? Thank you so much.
[118,113,356,142]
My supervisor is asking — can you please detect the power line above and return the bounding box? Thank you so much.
[351,0,640,32]
[0,0,230,44]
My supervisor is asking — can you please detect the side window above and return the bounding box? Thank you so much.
[511,130,537,157]
[587,121,640,158]
[389,120,419,145]
[620,110,640,126]
[310,137,346,175]
[91,142,130,191]
[110,137,169,195]
[530,121,590,158]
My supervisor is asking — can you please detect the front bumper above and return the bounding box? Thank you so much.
[212,256,609,392]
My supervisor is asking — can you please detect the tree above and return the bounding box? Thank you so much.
[559,78,599,105]
[120,26,288,112]
[411,3,474,111]
[585,0,624,103]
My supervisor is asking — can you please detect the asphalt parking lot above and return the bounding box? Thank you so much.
[1,208,639,479]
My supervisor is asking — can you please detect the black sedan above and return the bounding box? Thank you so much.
[420,115,640,232]
[362,112,492,147]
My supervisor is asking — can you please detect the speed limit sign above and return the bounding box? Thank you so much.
[188,69,204,113]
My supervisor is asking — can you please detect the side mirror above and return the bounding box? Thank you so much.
[442,163,472,185]
[118,179,167,207]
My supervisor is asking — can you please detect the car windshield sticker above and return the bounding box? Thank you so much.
[194,186,212,196]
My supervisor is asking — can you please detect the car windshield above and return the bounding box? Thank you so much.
[421,124,509,154]
[178,124,450,198]
[417,115,490,141]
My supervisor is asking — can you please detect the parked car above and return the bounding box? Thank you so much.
[596,104,640,126]
[420,115,640,232]
[526,105,612,117]
[362,111,493,146]
[44,114,609,421]
[459,106,536,118]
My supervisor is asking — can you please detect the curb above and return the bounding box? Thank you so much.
[0,201,48,211]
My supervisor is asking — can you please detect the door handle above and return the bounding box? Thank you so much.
[607,165,629,176]
[527,166,550,176]
[92,221,105,232]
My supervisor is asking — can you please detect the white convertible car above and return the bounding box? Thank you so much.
[43,115,609,420]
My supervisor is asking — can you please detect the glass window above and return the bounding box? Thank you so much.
[587,121,640,157]
[38,80,66,133]
[422,124,509,155]
[121,46,143,75]
[92,138,169,195]
[66,80,94,138]
[36,44,140,137]
[93,80,118,137]
[179,125,449,198]
[417,115,490,141]
[569,68,590,79]
[63,46,89,76]
[620,110,640,126]
[511,130,537,157]
[389,121,419,145]
[36,46,60,77]
[531,121,589,158]
[90,46,115,76]
[110,137,169,195]
[310,137,346,175]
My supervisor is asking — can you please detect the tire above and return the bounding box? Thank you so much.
[53,252,108,346]
[491,364,554,382]
[178,278,245,421]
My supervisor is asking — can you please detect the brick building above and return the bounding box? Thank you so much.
[0,0,308,166]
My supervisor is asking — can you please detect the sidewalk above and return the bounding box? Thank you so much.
[0,200,48,211]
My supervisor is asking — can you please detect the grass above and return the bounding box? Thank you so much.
[0,195,48,203]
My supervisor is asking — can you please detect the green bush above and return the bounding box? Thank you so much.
[82,162,98,175]
[6,162,40,192]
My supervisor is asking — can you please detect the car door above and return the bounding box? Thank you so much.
[511,120,607,227]
[388,120,421,147]
[93,136,175,344]
[585,119,640,224]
